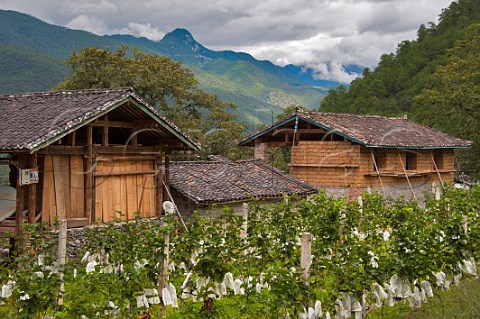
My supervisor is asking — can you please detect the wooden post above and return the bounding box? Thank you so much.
[163,156,170,207]
[301,232,313,284]
[370,150,386,197]
[71,131,76,147]
[85,125,94,224]
[156,156,163,217]
[240,203,248,240]
[131,128,138,145]
[57,219,67,305]
[102,114,109,146]
[357,195,363,213]
[397,152,417,200]
[357,195,363,229]
[432,182,441,200]
[16,155,26,236]
[28,153,38,224]
[159,233,170,319]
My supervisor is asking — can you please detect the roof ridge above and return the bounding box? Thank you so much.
[299,110,409,120]
[0,87,134,99]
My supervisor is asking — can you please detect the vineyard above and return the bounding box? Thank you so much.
[0,186,479,318]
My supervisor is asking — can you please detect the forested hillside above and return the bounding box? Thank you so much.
[0,10,326,131]
[320,0,480,175]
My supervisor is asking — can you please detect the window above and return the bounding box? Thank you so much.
[373,149,387,171]
[433,149,444,170]
[405,152,417,170]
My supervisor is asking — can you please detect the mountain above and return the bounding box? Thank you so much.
[0,10,329,130]
[320,0,480,117]
[318,0,480,174]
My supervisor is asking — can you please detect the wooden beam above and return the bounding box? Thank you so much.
[297,129,329,134]
[28,153,37,224]
[67,218,89,228]
[39,145,159,155]
[94,170,157,177]
[290,163,359,168]
[102,114,109,146]
[92,119,157,128]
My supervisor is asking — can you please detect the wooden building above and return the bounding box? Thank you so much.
[239,111,471,199]
[168,156,317,218]
[0,88,199,236]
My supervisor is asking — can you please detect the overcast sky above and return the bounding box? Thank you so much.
[0,0,453,83]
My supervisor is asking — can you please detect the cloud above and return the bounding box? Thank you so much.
[66,15,108,35]
[114,22,165,41]
[0,0,454,82]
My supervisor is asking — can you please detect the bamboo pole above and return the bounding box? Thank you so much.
[161,179,188,231]
[431,154,444,187]
[397,152,417,200]
[370,150,386,197]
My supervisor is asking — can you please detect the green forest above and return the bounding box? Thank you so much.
[320,0,480,176]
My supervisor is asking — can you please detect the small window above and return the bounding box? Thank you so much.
[433,149,444,170]
[373,149,387,171]
[405,152,417,170]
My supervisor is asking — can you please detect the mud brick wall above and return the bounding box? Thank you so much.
[290,140,456,199]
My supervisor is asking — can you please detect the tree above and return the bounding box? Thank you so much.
[414,24,480,175]
[54,46,246,159]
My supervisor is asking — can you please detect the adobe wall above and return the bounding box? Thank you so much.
[290,140,455,200]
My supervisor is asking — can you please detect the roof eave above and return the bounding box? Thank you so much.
[128,97,200,151]
[238,115,298,146]
[365,144,471,149]
[26,94,199,154]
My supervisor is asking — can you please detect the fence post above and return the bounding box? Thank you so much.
[432,182,441,200]
[159,233,170,319]
[57,219,67,305]
[301,232,313,284]
[240,203,248,240]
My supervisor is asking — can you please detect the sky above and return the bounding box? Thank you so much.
[0,0,453,83]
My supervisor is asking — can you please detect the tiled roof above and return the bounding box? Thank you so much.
[240,111,471,149]
[169,157,317,204]
[0,87,200,152]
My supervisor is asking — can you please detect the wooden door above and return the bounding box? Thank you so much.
[94,157,156,223]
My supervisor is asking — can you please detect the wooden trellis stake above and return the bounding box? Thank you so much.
[301,232,313,284]
[57,219,67,305]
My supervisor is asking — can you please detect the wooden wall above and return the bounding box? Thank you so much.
[94,156,157,223]
[41,155,159,227]
[42,155,85,226]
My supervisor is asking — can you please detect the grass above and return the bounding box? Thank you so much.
[369,277,480,319]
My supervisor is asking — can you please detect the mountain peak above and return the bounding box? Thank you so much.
[162,28,207,53]
[163,28,195,42]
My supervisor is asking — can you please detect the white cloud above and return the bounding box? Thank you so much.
[66,15,108,35]
[113,22,165,41]
[0,0,454,82]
